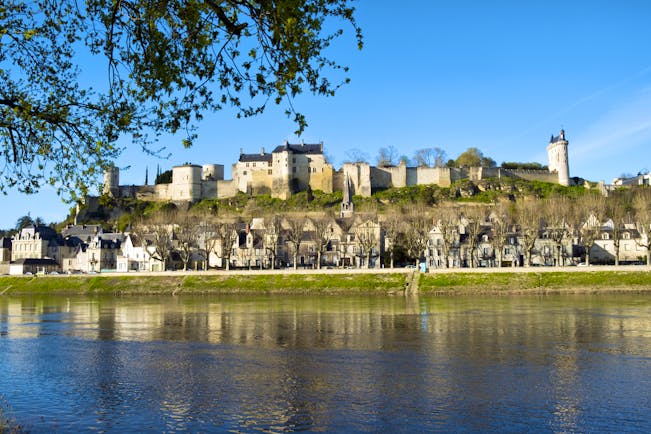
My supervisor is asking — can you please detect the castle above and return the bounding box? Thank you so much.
[103,131,571,202]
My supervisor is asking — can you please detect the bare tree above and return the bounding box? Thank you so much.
[145,220,174,271]
[633,188,651,265]
[542,196,573,266]
[285,216,307,269]
[376,146,399,167]
[402,208,431,267]
[413,147,447,167]
[311,215,333,269]
[576,193,607,266]
[354,219,380,268]
[434,205,461,268]
[461,206,486,268]
[381,212,402,268]
[489,202,513,267]
[175,214,201,271]
[263,215,282,270]
[514,199,542,266]
[215,220,239,270]
[607,192,632,266]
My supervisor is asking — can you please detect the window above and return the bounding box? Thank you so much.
[268,170,272,175]
[253,162,256,167]
[623,232,631,240]
[246,162,249,167]
[602,233,610,240]
[243,170,247,175]
[292,157,296,163]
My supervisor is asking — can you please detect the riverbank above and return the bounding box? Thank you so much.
[2,266,651,295]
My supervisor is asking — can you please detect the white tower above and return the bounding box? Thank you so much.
[547,129,570,186]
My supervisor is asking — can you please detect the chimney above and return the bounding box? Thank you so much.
[240,148,243,155]
[261,147,265,155]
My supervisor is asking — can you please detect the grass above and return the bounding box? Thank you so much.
[3,270,651,296]
[0,273,409,295]
[419,270,651,293]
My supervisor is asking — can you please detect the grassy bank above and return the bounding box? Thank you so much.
[0,273,409,295]
[2,270,651,296]
[419,270,651,294]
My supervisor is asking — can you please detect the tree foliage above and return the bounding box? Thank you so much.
[454,147,496,168]
[0,0,362,198]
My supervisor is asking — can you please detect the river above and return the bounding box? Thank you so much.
[1,294,651,432]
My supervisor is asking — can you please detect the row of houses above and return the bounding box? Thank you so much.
[1,212,648,275]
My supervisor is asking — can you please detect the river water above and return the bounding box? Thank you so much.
[1,294,651,432]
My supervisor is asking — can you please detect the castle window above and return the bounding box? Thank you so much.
[268,161,272,166]
[268,170,272,175]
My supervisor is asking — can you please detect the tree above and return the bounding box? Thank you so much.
[413,147,447,168]
[143,219,175,271]
[310,215,333,269]
[214,219,239,270]
[15,214,35,231]
[489,202,513,268]
[1,0,362,199]
[381,212,402,268]
[541,196,572,266]
[461,206,486,268]
[514,199,542,266]
[175,214,200,271]
[633,188,651,265]
[607,193,632,266]
[376,146,399,167]
[433,205,460,268]
[576,193,606,266]
[455,147,496,168]
[354,219,380,268]
[402,208,431,267]
[284,216,306,269]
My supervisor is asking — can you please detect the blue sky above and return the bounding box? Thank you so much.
[5,0,651,229]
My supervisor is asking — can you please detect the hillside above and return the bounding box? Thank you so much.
[68,178,595,230]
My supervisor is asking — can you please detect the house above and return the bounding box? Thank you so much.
[11,225,58,262]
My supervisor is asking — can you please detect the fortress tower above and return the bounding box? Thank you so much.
[103,165,120,197]
[547,129,570,186]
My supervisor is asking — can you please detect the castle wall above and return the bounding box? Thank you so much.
[499,169,559,183]
[309,164,334,193]
[217,180,238,199]
[343,163,372,197]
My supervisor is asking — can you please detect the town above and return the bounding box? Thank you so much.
[2,130,651,275]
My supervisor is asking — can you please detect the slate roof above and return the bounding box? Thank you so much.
[239,152,273,163]
[271,143,323,154]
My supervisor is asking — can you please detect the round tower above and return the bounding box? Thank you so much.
[103,165,120,197]
[547,129,570,186]
[172,164,202,201]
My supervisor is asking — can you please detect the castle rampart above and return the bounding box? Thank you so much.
[103,130,572,202]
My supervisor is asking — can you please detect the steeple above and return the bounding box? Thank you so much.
[340,174,354,218]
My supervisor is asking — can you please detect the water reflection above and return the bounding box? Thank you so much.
[1,294,651,432]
